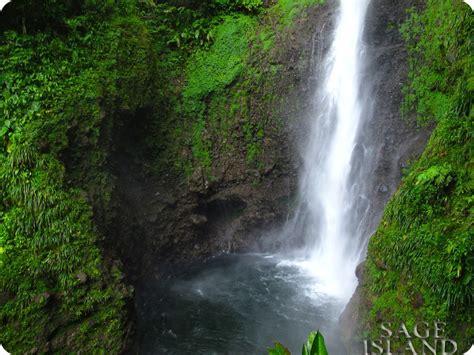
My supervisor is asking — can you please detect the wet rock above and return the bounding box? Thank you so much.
[340,0,429,351]
[190,214,207,226]
[375,310,384,322]
[146,213,158,223]
[355,261,366,280]
[262,163,276,176]
[412,293,424,309]
[374,258,388,271]
[76,271,88,284]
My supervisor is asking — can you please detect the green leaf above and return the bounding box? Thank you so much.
[0,125,8,137]
[302,331,328,355]
[268,342,291,355]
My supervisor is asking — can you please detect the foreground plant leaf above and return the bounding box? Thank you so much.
[302,331,329,355]
[268,342,291,355]
[268,330,329,355]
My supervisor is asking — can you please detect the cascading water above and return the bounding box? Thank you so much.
[137,1,378,353]
[283,0,372,303]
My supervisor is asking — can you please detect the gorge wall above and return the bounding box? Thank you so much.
[1,0,472,353]
[104,3,334,281]
[341,0,474,353]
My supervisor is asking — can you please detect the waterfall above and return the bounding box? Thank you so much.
[136,2,380,351]
[282,0,372,303]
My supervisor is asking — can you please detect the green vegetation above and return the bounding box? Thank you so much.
[183,15,257,103]
[7,0,470,352]
[0,0,323,352]
[215,0,264,12]
[169,0,325,177]
[0,2,158,352]
[272,0,324,26]
[363,0,473,351]
[179,14,258,170]
[268,331,329,355]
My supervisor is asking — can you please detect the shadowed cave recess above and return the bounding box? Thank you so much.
[101,0,431,353]
[2,0,472,353]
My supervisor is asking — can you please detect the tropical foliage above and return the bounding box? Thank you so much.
[0,0,323,352]
[363,0,473,351]
[268,331,329,355]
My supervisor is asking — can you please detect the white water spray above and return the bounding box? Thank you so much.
[282,0,372,303]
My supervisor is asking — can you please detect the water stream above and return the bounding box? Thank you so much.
[137,0,374,352]
[282,0,371,301]
[136,255,347,354]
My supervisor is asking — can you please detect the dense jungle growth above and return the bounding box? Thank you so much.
[0,0,321,352]
[361,0,473,351]
[0,0,472,353]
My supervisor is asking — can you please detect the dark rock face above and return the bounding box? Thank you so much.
[339,261,367,355]
[103,3,337,284]
[99,1,430,349]
[339,0,428,352]
[360,0,428,219]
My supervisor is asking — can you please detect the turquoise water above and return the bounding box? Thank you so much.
[135,254,348,354]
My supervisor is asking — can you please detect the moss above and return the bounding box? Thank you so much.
[0,4,159,353]
[363,0,473,351]
[164,0,327,178]
[0,0,326,351]
[0,147,131,353]
[183,15,257,104]
[271,0,325,27]
[180,15,258,170]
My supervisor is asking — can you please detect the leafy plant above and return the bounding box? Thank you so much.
[0,1,160,352]
[302,331,329,355]
[0,0,329,351]
[215,0,264,12]
[363,0,474,351]
[268,331,329,355]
